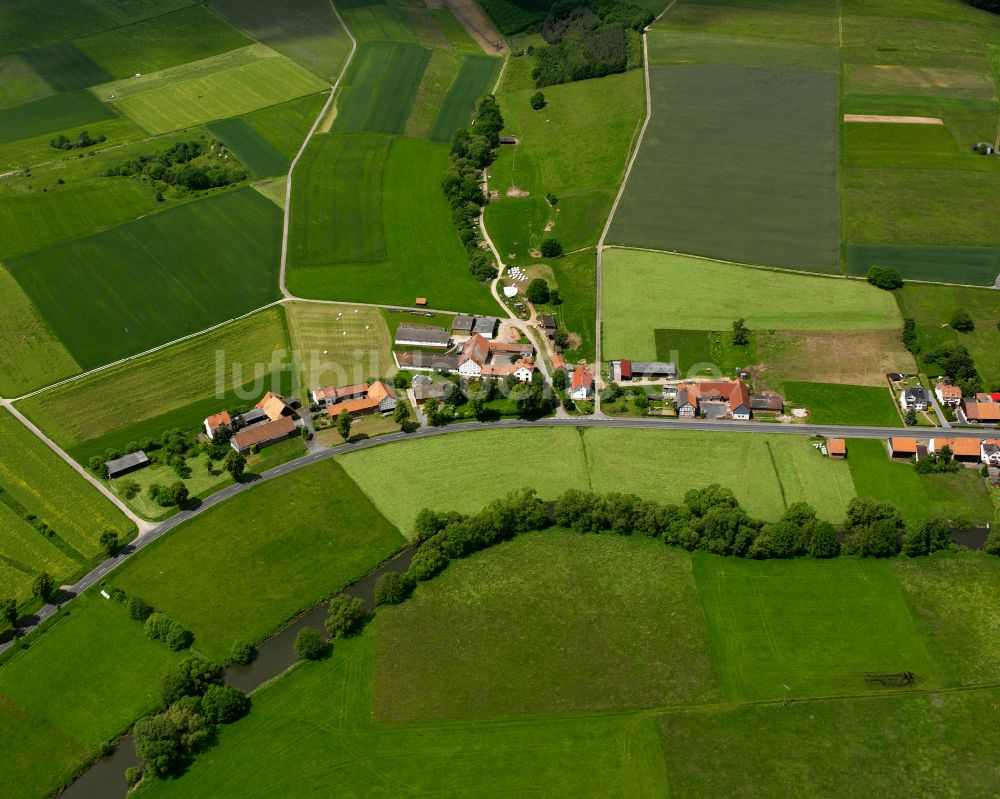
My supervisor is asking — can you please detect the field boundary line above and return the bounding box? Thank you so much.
[279,0,359,298]
[489,53,509,94]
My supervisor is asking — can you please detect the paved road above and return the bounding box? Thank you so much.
[3,413,991,654]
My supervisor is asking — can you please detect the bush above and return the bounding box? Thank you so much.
[230,639,254,665]
[325,595,368,638]
[294,627,328,660]
[374,572,415,606]
[145,612,174,642]
[161,655,223,705]
[127,596,153,622]
[950,309,975,332]
[866,265,903,290]
[120,479,141,500]
[540,238,563,258]
[165,621,194,651]
[31,572,55,602]
[530,91,546,109]
[125,766,142,786]
[986,530,1000,556]
[200,684,250,724]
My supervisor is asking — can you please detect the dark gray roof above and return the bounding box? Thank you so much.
[630,361,677,377]
[903,387,929,400]
[395,350,459,371]
[540,313,556,329]
[472,316,499,336]
[412,374,432,386]
[452,315,475,331]
[395,324,451,346]
[233,408,268,427]
[413,382,448,400]
[106,451,148,475]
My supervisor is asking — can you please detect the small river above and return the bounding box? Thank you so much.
[59,547,414,799]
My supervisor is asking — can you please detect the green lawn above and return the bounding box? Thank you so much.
[784,381,903,426]
[111,460,405,660]
[8,187,282,370]
[0,89,116,145]
[602,249,900,361]
[332,42,430,135]
[141,632,669,798]
[691,554,942,701]
[847,438,994,525]
[0,594,181,798]
[486,69,644,256]
[18,307,291,464]
[376,531,720,722]
[659,689,1000,798]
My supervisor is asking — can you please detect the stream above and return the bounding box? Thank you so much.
[59,547,414,799]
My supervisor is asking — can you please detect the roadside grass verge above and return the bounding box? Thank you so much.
[691,554,942,701]
[376,531,720,722]
[601,250,900,361]
[110,460,405,661]
[17,307,291,464]
[847,439,994,526]
[783,381,902,426]
[8,187,282,370]
[332,42,430,135]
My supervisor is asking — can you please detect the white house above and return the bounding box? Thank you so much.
[570,367,593,400]
[900,387,929,411]
[934,382,962,407]
[982,440,1000,466]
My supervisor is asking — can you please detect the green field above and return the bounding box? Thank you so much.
[377,531,719,721]
[486,69,644,257]
[0,408,132,594]
[74,5,251,79]
[0,595,181,799]
[847,439,994,525]
[0,266,80,397]
[692,554,941,701]
[648,28,839,70]
[428,54,500,142]
[0,53,54,109]
[111,460,405,660]
[206,117,288,178]
[17,307,291,463]
[607,65,840,272]
[783,381,903,426]
[8,187,282,370]
[540,248,597,362]
[846,244,1000,286]
[210,0,353,81]
[17,42,113,92]
[341,427,857,531]
[601,249,901,360]
[0,89,116,145]
[100,44,328,134]
[333,42,430,134]
[287,136,497,313]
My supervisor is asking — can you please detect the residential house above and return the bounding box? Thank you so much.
[827,438,847,459]
[695,380,752,420]
[312,383,367,409]
[457,334,535,381]
[394,323,451,349]
[982,439,1000,466]
[661,385,678,401]
[676,386,699,417]
[105,451,149,479]
[899,387,929,412]
[231,415,297,453]
[934,382,962,407]
[204,411,232,440]
[257,391,296,422]
[961,400,1000,424]
[888,437,920,460]
[930,437,984,463]
[326,380,398,417]
[570,367,593,400]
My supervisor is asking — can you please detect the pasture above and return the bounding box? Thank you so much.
[606,65,840,272]
[17,307,291,463]
[209,0,353,81]
[691,554,941,701]
[0,595,181,799]
[0,89,116,145]
[783,381,903,426]
[0,408,132,567]
[206,117,288,179]
[486,69,644,256]
[100,44,328,134]
[287,137,497,313]
[0,267,79,397]
[8,187,282,370]
[847,439,994,526]
[601,249,900,361]
[332,42,430,135]
[285,301,395,389]
[376,531,720,722]
[111,460,405,660]
[543,248,596,362]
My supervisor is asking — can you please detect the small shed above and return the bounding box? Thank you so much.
[415,297,427,306]
[827,438,847,459]
[106,451,149,479]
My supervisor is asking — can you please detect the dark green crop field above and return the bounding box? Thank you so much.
[8,187,282,369]
[17,42,113,92]
[207,117,290,179]
[332,42,430,135]
[0,90,117,145]
[607,66,840,272]
[846,244,1000,286]
[428,54,500,142]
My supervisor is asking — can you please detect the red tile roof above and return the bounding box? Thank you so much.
[933,438,982,458]
[205,410,231,430]
[827,438,846,455]
[232,416,296,450]
[572,367,593,390]
[935,383,961,400]
[890,437,918,453]
[551,354,565,370]
[619,359,632,379]
[964,401,1000,422]
[326,381,396,416]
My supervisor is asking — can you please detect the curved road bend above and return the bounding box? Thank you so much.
[2,415,989,653]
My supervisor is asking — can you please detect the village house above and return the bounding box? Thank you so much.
[934,382,962,407]
[961,399,1000,424]
[457,334,535,381]
[827,438,847,460]
[231,415,297,454]
[204,410,232,440]
[888,437,923,460]
[412,381,448,405]
[899,387,929,412]
[105,451,149,479]
[257,391,297,421]
[982,439,1000,466]
[394,323,451,349]
[325,380,398,417]
[570,366,593,400]
[929,437,983,464]
[674,380,752,420]
[312,383,367,409]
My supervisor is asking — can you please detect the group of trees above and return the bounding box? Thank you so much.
[50,130,106,151]
[731,318,751,347]
[125,593,193,651]
[147,481,190,508]
[914,446,960,474]
[293,594,370,660]
[132,654,249,779]
[866,265,904,290]
[104,139,245,193]
[924,343,982,396]
[530,0,651,87]
[443,97,505,282]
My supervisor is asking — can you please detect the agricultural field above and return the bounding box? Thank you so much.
[286,301,395,389]
[0,595,182,799]
[8,187,282,370]
[428,54,500,142]
[0,89,116,145]
[16,42,113,93]
[601,249,900,361]
[17,307,292,464]
[111,460,405,660]
[341,426,857,531]
[783,381,903,427]
[486,68,644,257]
[847,439,994,526]
[0,408,132,597]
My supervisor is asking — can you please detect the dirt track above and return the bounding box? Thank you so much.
[429,0,507,54]
[843,114,944,125]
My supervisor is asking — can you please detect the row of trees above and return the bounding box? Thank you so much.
[124,594,194,651]
[443,97,505,282]
[50,130,106,151]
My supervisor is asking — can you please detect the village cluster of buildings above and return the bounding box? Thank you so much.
[931,383,1000,424]
[889,435,1000,466]
[204,391,303,453]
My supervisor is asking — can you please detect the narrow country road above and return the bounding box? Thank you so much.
[2,413,990,654]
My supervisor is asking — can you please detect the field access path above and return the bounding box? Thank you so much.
[1,414,988,655]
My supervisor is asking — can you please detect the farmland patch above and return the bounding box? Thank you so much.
[0,90,116,146]
[207,118,288,179]
[0,54,54,109]
[18,42,113,92]
[846,244,1000,286]
[783,381,903,426]
[332,42,430,135]
[429,54,500,141]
